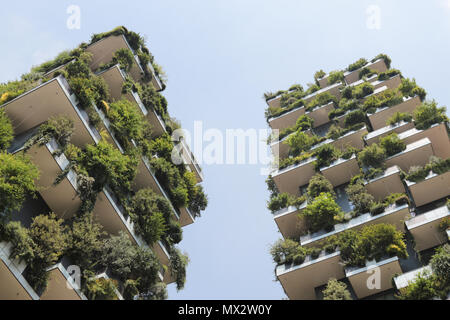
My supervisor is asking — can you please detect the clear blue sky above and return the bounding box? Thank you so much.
[1,0,449,299]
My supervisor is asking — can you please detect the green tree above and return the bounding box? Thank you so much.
[359,144,386,168]
[170,248,189,291]
[303,193,344,233]
[0,110,13,151]
[0,152,39,214]
[379,133,406,157]
[430,244,450,285]
[307,174,335,200]
[323,278,352,300]
[413,100,448,130]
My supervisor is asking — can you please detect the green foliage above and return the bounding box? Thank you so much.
[303,193,344,233]
[386,112,413,126]
[314,144,340,169]
[66,213,106,271]
[328,71,344,85]
[359,143,386,168]
[314,70,326,80]
[86,278,119,300]
[32,49,83,74]
[362,89,403,114]
[140,83,169,121]
[346,180,375,215]
[270,239,307,265]
[277,115,314,141]
[430,244,450,284]
[322,278,352,300]
[80,141,138,195]
[284,131,321,157]
[170,248,189,291]
[113,48,135,72]
[413,100,448,130]
[379,133,406,157]
[378,69,401,81]
[307,174,335,200]
[0,152,39,214]
[129,188,169,245]
[0,110,13,150]
[348,58,368,72]
[326,124,345,140]
[25,116,74,154]
[399,78,426,101]
[0,221,34,263]
[397,271,437,300]
[405,157,450,182]
[267,193,306,213]
[359,67,378,80]
[343,110,366,128]
[353,82,374,99]
[306,92,337,111]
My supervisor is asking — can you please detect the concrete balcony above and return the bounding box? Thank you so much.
[10,137,81,220]
[270,129,312,160]
[91,273,124,300]
[398,123,450,160]
[364,121,415,146]
[368,96,421,131]
[276,251,344,300]
[349,74,401,92]
[393,265,432,290]
[305,101,334,128]
[86,35,144,85]
[0,242,39,300]
[364,166,405,201]
[273,201,308,239]
[406,171,450,207]
[0,76,100,148]
[406,205,450,251]
[97,65,167,138]
[320,155,360,187]
[345,256,402,299]
[344,58,388,85]
[175,138,204,183]
[40,263,87,300]
[312,126,368,152]
[272,156,317,195]
[384,138,434,172]
[303,82,343,105]
[300,203,409,248]
[268,105,306,132]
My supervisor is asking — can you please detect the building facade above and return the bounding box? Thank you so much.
[265,54,450,300]
[0,26,207,300]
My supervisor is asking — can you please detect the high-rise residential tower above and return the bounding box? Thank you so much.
[0,26,207,300]
[265,55,450,300]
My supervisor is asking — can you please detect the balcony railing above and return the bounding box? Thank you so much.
[364,121,414,146]
[343,58,388,85]
[268,105,306,132]
[405,205,450,251]
[393,265,432,290]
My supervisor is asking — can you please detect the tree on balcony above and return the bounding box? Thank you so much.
[413,100,448,130]
[322,278,352,300]
[0,110,13,151]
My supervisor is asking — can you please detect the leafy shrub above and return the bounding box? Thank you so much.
[0,110,13,150]
[379,133,406,157]
[270,239,307,265]
[322,278,352,300]
[86,278,119,300]
[348,58,368,72]
[346,181,375,215]
[397,271,437,300]
[0,221,34,263]
[369,202,386,216]
[326,124,345,140]
[315,144,341,169]
[277,115,314,141]
[386,112,413,125]
[0,152,39,214]
[359,67,377,79]
[307,174,335,200]
[362,89,403,114]
[359,144,386,168]
[430,244,450,284]
[328,71,344,85]
[314,70,326,80]
[344,110,366,128]
[170,248,189,291]
[306,92,337,111]
[353,82,374,99]
[284,131,321,157]
[378,69,401,81]
[399,78,426,101]
[413,100,448,130]
[303,193,344,233]
[267,193,306,213]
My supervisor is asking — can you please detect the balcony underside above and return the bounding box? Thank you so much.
[0,258,34,300]
[277,252,345,300]
[268,106,305,132]
[321,156,359,187]
[40,266,84,300]
[384,138,434,172]
[408,172,450,207]
[406,205,449,252]
[272,159,316,195]
[365,121,415,146]
[332,127,368,151]
[344,59,388,85]
[365,166,406,201]
[274,204,307,239]
[306,102,334,128]
[346,257,401,299]
[1,78,95,148]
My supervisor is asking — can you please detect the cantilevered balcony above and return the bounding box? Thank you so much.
[40,263,87,300]
[268,105,306,132]
[305,101,334,128]
[368,96,422,131]
[98,65,167,137]
[393,265,432,290]
[85,34,164,90]
[345,256,402,299]
[11,136,81,220]
[320,155,359,187]
[406,171,450,207]
[406,205,450,251]
[398,123,450,160]
[272,157,317,195]
[1,76,100,148]
[384,138,434,172]
[364,166,406,201]
[343,58,388,85]
[0,242,39,300]
[276,251,345,300]
[175,137,204,183]
[273,200,308,239]
[300,203,409,248]
[349,74,401,92]
[270,129,312,160]
[91,273,124,300]
[303,82,343,105]
[364,121,415,146]
[312,126,368,152]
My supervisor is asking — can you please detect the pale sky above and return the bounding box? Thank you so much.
[1,0,449,299]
